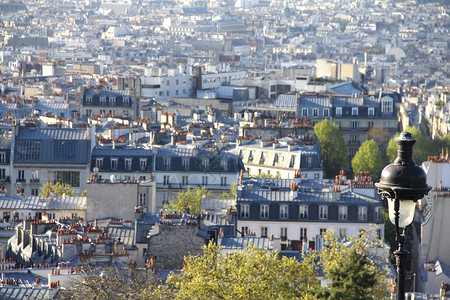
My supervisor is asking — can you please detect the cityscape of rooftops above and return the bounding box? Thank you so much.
[0,0,449,298]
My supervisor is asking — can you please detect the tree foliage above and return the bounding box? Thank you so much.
[314,119,347,178]
[39,181,76,197]
[351,139,384,180]
[164,187,212,214]
[166,242,319,300]
[386,126,436,164]
[316,228,390,300]
[61,264,174,300]
[219,181,236,200]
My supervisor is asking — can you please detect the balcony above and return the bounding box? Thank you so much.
[0,176,9,183]
[348,140,360,146]
[30,178,40,184]
[16,178,26,183]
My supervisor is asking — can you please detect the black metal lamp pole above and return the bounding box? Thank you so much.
[375,132,431,300]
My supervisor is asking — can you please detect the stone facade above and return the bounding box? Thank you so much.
[146,224,205,270]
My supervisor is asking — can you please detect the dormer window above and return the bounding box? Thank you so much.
[336,107,342,116]
[182,158,189,171]
[352,107,358,116]
[368,107,375,116]
[110,97,116,106]
[202,159,209,171]
[100,97,106,105]
[123,97,129,106]
[163,157,171,170]
[86,97,92,105]
[323,108,329,117]
[220,159,228,170]
[381,97,393,114]
[140,159,147,170]
[302,108,308,117]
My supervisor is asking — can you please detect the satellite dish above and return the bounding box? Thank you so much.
[110,175,117,183]
[93,167,99,173]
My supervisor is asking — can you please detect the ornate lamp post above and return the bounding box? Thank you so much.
[375,132,431,300]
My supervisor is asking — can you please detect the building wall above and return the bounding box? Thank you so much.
[146,224,205,269]
[86,181,156,221]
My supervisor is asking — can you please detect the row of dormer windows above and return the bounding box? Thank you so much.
[240,204,382,221]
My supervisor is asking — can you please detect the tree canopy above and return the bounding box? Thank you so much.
[39,182,76,197]
[314,119,347,178]
[164,187,212,214]
[386,126,435,164]
[64,229,390,299]
[351,139,384,180]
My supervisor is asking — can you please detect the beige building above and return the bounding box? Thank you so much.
[316,59,361,81]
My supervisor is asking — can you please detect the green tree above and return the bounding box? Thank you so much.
[315,250,377,300]
[351,139,384,180]
[166,242,319,300]
[317,228,390,300]
[219,181,236,199]
[164,187,212,214]
[386,126,436,164]
[314,119,347,178]
[250,172,281,178]
[39,182,76,197]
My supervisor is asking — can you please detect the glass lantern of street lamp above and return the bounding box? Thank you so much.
[375,132,431,227]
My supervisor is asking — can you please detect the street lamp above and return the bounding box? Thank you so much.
[375,132,431,300]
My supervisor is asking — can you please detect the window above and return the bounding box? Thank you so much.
[0,152,5,163]
[86,109,92,117]
[323,108,329,117]
[111,159,118,170]
[384,122,390,129]
[314,173,320,179]
[339,228,347,238]
[125,159,132,170]
[123,97,129,106]
[175,90,179,96]
[358,207,368,220]
[100,109,106,115]
[319,205,328,219]
[336,107,342,116]
[241,227,249,236]
[375,207,383,221]
[261,227,268,238]
[182,158,189,171]
[352,107,358,116]
[139,193,147,206]
[335,121,341,128]
[53,141,76,161]
[31,188,39,196]
[182,175,188,185]
[289,155,296,168]
[163,158,171,170]
[273,154,278,166]
[260,205,269,218]
[176,79,179,85]
[30,170,39,183]
[163,175,169,185]
[202,176,208,186]
[351,121,359,129]
[241,204,249,218]
[166,91,169,96]
[313,108,318,116]
[221,177,227,186]
[221,159,228,170]
[17,170,25,181]
[280,205,288,219]
[110,97,115,106]
[100,97,106,105]
[350,135,359,144]
[259,152,266,164]
[140,176,146,181]
[368,121,373,128]
[368,107,375,116]
[17,141,41,161]
[381,98,393,114]
[140,159,147,170]
[339,206,348,220]
[86,97,92,105]
[48,171,80,187]
[280,227,287,238]
[302,108,308,116]
[0,169,5,179]
[299,205,308,219]
[202,159,209,171]
[96,158,103,170]
[320,228,327,235]
[300,228,307,240]
[377,229,383,239]
[248,151,254,162]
